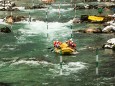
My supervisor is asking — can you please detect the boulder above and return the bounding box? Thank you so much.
[5,16,14,24]
[5,15,26,24]
[0,26,11,33]
[25,4,46,9]
[102,38,115,50]
[73,28,102,33]
[84,28,102,33]
[112,45,115,51]
[72,18,81,23]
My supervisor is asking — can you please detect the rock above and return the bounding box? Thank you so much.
[0,26,11,33]
[93,28,102,33]
[107,38,115,44]
[5,16,14,24]
[72,18,81,23]
[84,28,95,33]
[14,16,25,22]
[80,15,88,22]
[25,4,46,9]
[42,0,55,4]
[112,45,115,51]
[84,28,102,33]
[102,38,115,50]
[5,15,26,24]
[0,7,19,11]
[73,28,102,33]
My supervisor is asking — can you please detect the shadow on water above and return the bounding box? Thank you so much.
[0,82,11,86]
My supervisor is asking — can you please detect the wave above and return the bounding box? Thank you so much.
[18,20,73,41]
[52,3,71,6]
[49,8,73,14]
[49,62,87,76]
[11,59,53,66]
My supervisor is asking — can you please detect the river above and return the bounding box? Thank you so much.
[0,0,115,86]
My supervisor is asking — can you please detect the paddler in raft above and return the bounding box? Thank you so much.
[53,39,76,50]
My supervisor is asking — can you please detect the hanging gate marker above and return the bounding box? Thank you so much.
[96,48,99,75]
[60,56,63,75]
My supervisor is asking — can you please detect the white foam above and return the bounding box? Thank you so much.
[49,8,73,13]
[0,44,17,51]
[13,7,25,11]
[50,62,87,76]
[52,4,71,6]
[18,20,73,41]
[0,63,5,67]
[0,19,8,25]
[21,7,47,12]
[11,60,53,66]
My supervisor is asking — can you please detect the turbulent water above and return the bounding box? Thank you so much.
[0,0,115,86]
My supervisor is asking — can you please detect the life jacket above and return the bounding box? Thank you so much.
[53,41,62,47]
[66,40,76,49]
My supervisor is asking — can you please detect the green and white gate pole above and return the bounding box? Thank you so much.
[71,0,73,7]
[71,24,73,38]
[46,7,49,37]
[96,48,99,75]
[10,11,13,30]
[32,0,34,7]
[74,4,76,18]
[60,56,63,75]
[58,3,61,19]
[29,12,31,23]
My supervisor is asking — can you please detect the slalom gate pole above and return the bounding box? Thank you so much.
[29,12,31,23]
[74,4,76,18]
[96,48,99,75]
[11,11,12,16]
[71,0,72,7]
[60,56,63,75]
[11,24,13,30]
[32,0,34,7]
[58,3,61,19]
[46,7,48,37]
[71,24,73,38]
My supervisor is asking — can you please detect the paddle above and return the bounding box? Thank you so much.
[47,47,54,52]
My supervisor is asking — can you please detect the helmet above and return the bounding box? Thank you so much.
[70,38,72,41]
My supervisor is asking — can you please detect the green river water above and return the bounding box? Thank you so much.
[0,0,115,86]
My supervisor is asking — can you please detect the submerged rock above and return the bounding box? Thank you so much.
[0,26,11,33]
[84,28,102,33]
[25,4,46,9]
[72,18,81,23]
[73,28,102,33]
[0,82,11,86]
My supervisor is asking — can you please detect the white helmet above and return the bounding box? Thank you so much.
[70,38,72,41]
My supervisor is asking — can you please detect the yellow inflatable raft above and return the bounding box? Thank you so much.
[88,16,104,22]
[54,42,75,55]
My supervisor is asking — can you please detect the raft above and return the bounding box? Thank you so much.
[54,42,75,55]
[88,16,104,22]
[80,15,106,23]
